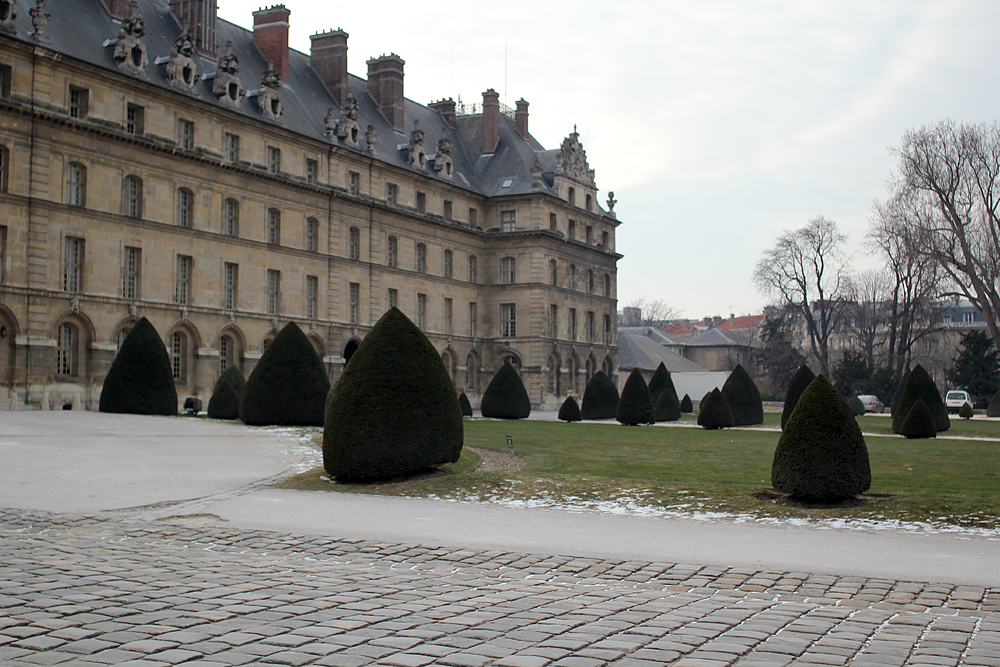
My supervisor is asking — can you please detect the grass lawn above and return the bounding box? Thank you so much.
[281,416,1000,531]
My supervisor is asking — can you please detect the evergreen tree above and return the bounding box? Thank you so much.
[891,367,911,416]
[558,396,582,422]
[617,368,655,425]
[480,361,531,419]
[959,402,974,420]
[892,364,949,433]
[241,322,330,426]
[697,388,734,429]
[99,317,177,415]
[208,365,245,419]
[988,391,1000,418]
[722,364,764,426]
[898,399,937,439]
[947,330,1000,403]
[847,395,865,417]
[647,363,674,407]
[324,308,462,480]
[654,382,682,422]
[680,394,693,413]
[772,374,871,501]
[581,371,619,420]
[781,364,816,430]
[458,392,473,417]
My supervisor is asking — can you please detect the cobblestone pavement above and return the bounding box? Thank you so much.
[2,508,999,667]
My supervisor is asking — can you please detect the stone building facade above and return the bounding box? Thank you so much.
[0,0,620,410]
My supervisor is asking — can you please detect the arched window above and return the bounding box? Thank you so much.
[176,187,193,227]
[387,235,397,267]
[441,349,456,384]
[219,333,243,374]
[66,162,86,207]
[568,356,578,395]
[267,208,280,244]
[443,249,453,279]
[56,322,77,376]
[468,255,478,283]
[500,257,516,284]
[223,198,239,236]
[349,227,360,260]
[568,187,576,207]
[548,355,560,395]
[170,331,187,382]
[587,269,594,293]
[549,259,558,286]
[503,355,521,372]
[586,356,596,385]
[122,175,142,218]
[416,243,427,273]
[586,193,592,212]
[465,353,480,394]
[115,326,131,350]
[0,144,8,192]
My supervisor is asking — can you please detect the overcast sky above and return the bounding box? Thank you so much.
[220,0,1000,320]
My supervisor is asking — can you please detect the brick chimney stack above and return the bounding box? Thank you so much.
[429,98,456,128]
[366,54,405,133]
[310,29,349,107]
[482,89,499,154]
[515,98,529,140]
[253,5,290,83]
[170,0,218,56]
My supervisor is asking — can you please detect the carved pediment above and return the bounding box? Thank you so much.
[555,129,595,186]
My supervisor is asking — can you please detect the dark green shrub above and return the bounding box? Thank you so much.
[697,388,734,429]
[959,402,974,420]
[241,322,330,426]
[892,364,949,433]
[781,364,816,430]
[899,399,937,439]
[847,395,865,417]
[647,363,676,406]
[221,364,245,396]
[654,382,682,422]
[480,361,531,419]
[891,367,910,416]
[988,391,1000,417]
[324,307,462,480]
[208,365,245,420]
[617,368,654,426]
[99,317,177,415]
[722,364,763,426]
[581,370,619,420]
[458,392,473,417]
[680,394,693,413]
[772,374,871,501]
[558,396,582,422]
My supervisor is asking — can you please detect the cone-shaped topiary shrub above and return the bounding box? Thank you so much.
[988,391,1000,417]
[241,322,330,426]
[480,361,531,419]
[581,370,619,420]
[99,317,177,415]
[558,396,582,422]
[848,395,865,417]
[781,364,816,430]
[892,364,949,433]
[680,394,693,413]
[655,382,682,422]
[458,392,473,417]
[324,308,462,480]
[772,374,871,501]
[208,365,245,420]
[647,363,672,406]
[617,368,655,426]
[899,398,937,439]
[891,367,911,416]
[698,388,734,429]
[722,364,763,426]
[959,401,974,420]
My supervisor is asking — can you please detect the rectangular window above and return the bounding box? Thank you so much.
[604,314,612,344]
[444,298,453,334]
[501,303,516,338]
[176,188,192,227]
[602,230,609,248]
[468,255,478,283]
[171,332,185,382]
[0,225,6,284]
[307,218,319,252]
[387,288,397,310]
[443,200,453,221]
[501,257,516,284]
[349,282,359,324]
[349,227,360,260]
[306,275,318,319]
[66,163,86,207]
[223,262,238,310]
[123,176,142,218]
[64,237,83,292]
[549,213,557,230]
[587,311,595,342]
[568,220,576,240]
[306,158,318,184]
[586,226,593,244]
[267,269,281,315]
[386,182,398,206]
[416,243,426,273]
[468,302,477,337]
[267,209,280,244]
[224,133,240,162]
[177,119,193,149]
[69,86,89,119]
[0,64,11,98]
[175,255,192,305]
[444,250,453,279]
[126,103,144,135]
[569,308,577,341]
[469,208,478,226]
[349,171,360,196]
[416,191,426,213]
[267,146,281,174]
[501,210,516,232]
[123,246,141,300]
[417,293,426,330]
[550,304,558,338]
[224,198,239,236]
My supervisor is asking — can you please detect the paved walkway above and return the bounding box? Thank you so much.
[2,413,999,666]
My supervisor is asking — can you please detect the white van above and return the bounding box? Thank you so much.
[945,390,973,413]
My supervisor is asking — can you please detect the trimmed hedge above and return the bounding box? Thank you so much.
[697,388,734,429]
[899,399,937,439]
[654,382,682,422]
[458,392,473,417]
[892,364,949,433]
[988,391,1000,417]
[722,364,763,426]
[480,361,531,419]
[558,396,582,422]
[891,367,911,416]
[781,364,816,430]
[99,317,177,416]
[959,402,974,420]
[647,363,673,406]
[241,322,330,426]
[581,371,619,420]
[617,368,654,426]
[324,307,462,480]
[847,395,865,417]
[772,374,871,501]
[208,364,245,420]
[680,394,693,413]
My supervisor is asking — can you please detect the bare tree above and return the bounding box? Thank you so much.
[843,268,891,370]
[621,298,680,327]
[753,216,852,375]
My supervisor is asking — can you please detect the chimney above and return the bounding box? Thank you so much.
[170,0,218,56]
[366,54,405,133]
[102,0,133,19]
[310,29,349,107]
[482,88,499,154]
[253,5,290,83]
[429,98,456,128]
[515,98,529,140]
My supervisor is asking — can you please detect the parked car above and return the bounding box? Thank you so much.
[857,395,884,413]
[945,390,973,413]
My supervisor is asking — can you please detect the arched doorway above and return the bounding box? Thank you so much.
[343,338,360,365]
[547,353,561,396]
[441,348,457,386]
[585,355,596,386]
[465,351,481,395]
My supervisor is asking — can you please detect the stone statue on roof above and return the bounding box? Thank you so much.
[212,41,244,108]
[333,97,361,148]
[0,0,17,35]
[555,129,596,186]
[257,60,282,122]
[408,119,426,170]
[433,129,453,179]
[365,124,377,155]
[30,0,51,42]
[165,30,197,93]
[113,2,149,77]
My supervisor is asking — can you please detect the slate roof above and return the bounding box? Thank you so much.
[685,327,762,349]
[617,330,708,373]
[4,0,613,206]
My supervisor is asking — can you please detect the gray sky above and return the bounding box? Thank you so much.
[219,0,1000,320]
